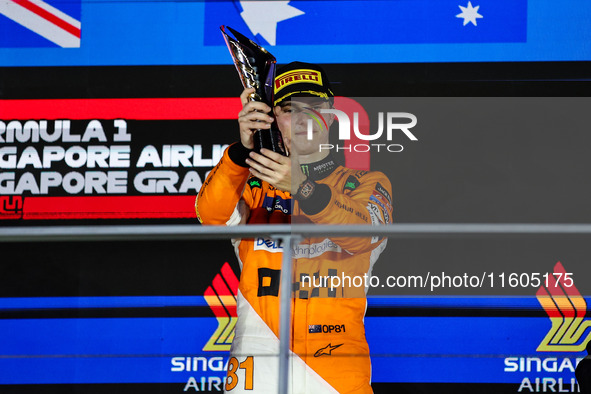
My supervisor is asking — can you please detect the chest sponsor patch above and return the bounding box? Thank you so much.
[253,237,284,253]
[262,194,291,214]
[253,237,342,256]
[292,238,342,259]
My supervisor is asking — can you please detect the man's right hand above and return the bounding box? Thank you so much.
[238,88,275,149]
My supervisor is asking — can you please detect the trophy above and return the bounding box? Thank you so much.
[220,25,286,156]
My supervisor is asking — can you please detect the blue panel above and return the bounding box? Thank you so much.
[45,0,82,21]
[0,296,209,309]
[204,0,526,46]
[367,317,584,383]
[0,0,589,65]
[0,296,587,384]
[0,317,221,383]
[2,295,573,310]
[367,296,545,309]
[0,14,59,48]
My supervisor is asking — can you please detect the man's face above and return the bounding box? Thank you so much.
[273,98,334,156]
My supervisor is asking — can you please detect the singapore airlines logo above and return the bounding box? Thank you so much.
[536,262,591,352]
[203,262,239,351]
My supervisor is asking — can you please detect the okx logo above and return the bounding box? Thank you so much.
[203,262,239,351]
[536,262,591,352]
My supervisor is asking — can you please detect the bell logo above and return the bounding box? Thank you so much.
[202,262,239,351]
[536,262,591,352]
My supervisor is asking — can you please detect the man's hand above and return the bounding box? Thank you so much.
[246,148,307,194]
[238,88,275,149]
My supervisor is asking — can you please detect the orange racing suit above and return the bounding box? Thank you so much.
[196,143,392,393]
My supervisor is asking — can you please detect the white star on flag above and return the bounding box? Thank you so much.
[456,1,483,26]
[240,1,305,45]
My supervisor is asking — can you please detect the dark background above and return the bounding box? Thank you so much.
[1,62,590,392]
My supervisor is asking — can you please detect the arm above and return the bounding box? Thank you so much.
[196,143,251,225]
[196,88,274,225]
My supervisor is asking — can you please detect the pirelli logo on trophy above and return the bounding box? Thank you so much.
[274,69,323,92]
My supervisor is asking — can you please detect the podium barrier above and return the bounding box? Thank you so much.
[2,223,590,394]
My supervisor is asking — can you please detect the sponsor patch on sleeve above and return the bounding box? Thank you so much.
[342,175,360,194]
[371,191,392,214]
[375,182,392,205]
[248,177,262,189]
[368,197,391,225]
[367,202,385,225]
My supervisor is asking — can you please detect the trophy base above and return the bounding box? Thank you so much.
[253,128,286,156]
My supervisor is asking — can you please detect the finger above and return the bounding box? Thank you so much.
[250,150,286,169]
[240,110,274,123]
[244,100,272,112]
[240,88,256,107]
[241,100,272,114]
[240,121,272,132]
[259,148,289,165]
[248,167,273,184]
[248,152,278,171]
[246,158,273,179]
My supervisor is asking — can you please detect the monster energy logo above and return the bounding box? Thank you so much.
[345,181,356,190]
[249,179,261,188]
[301,165,310,177]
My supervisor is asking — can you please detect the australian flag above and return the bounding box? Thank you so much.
[205,0,526,47]
[0,0,81,47]
[308,325,322,334]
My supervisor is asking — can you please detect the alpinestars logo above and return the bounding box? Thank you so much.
[202,262,239,351]
[314,343,343,357]
[536,262,591,352]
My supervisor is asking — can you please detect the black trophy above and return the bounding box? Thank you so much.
[220,25,286,156]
